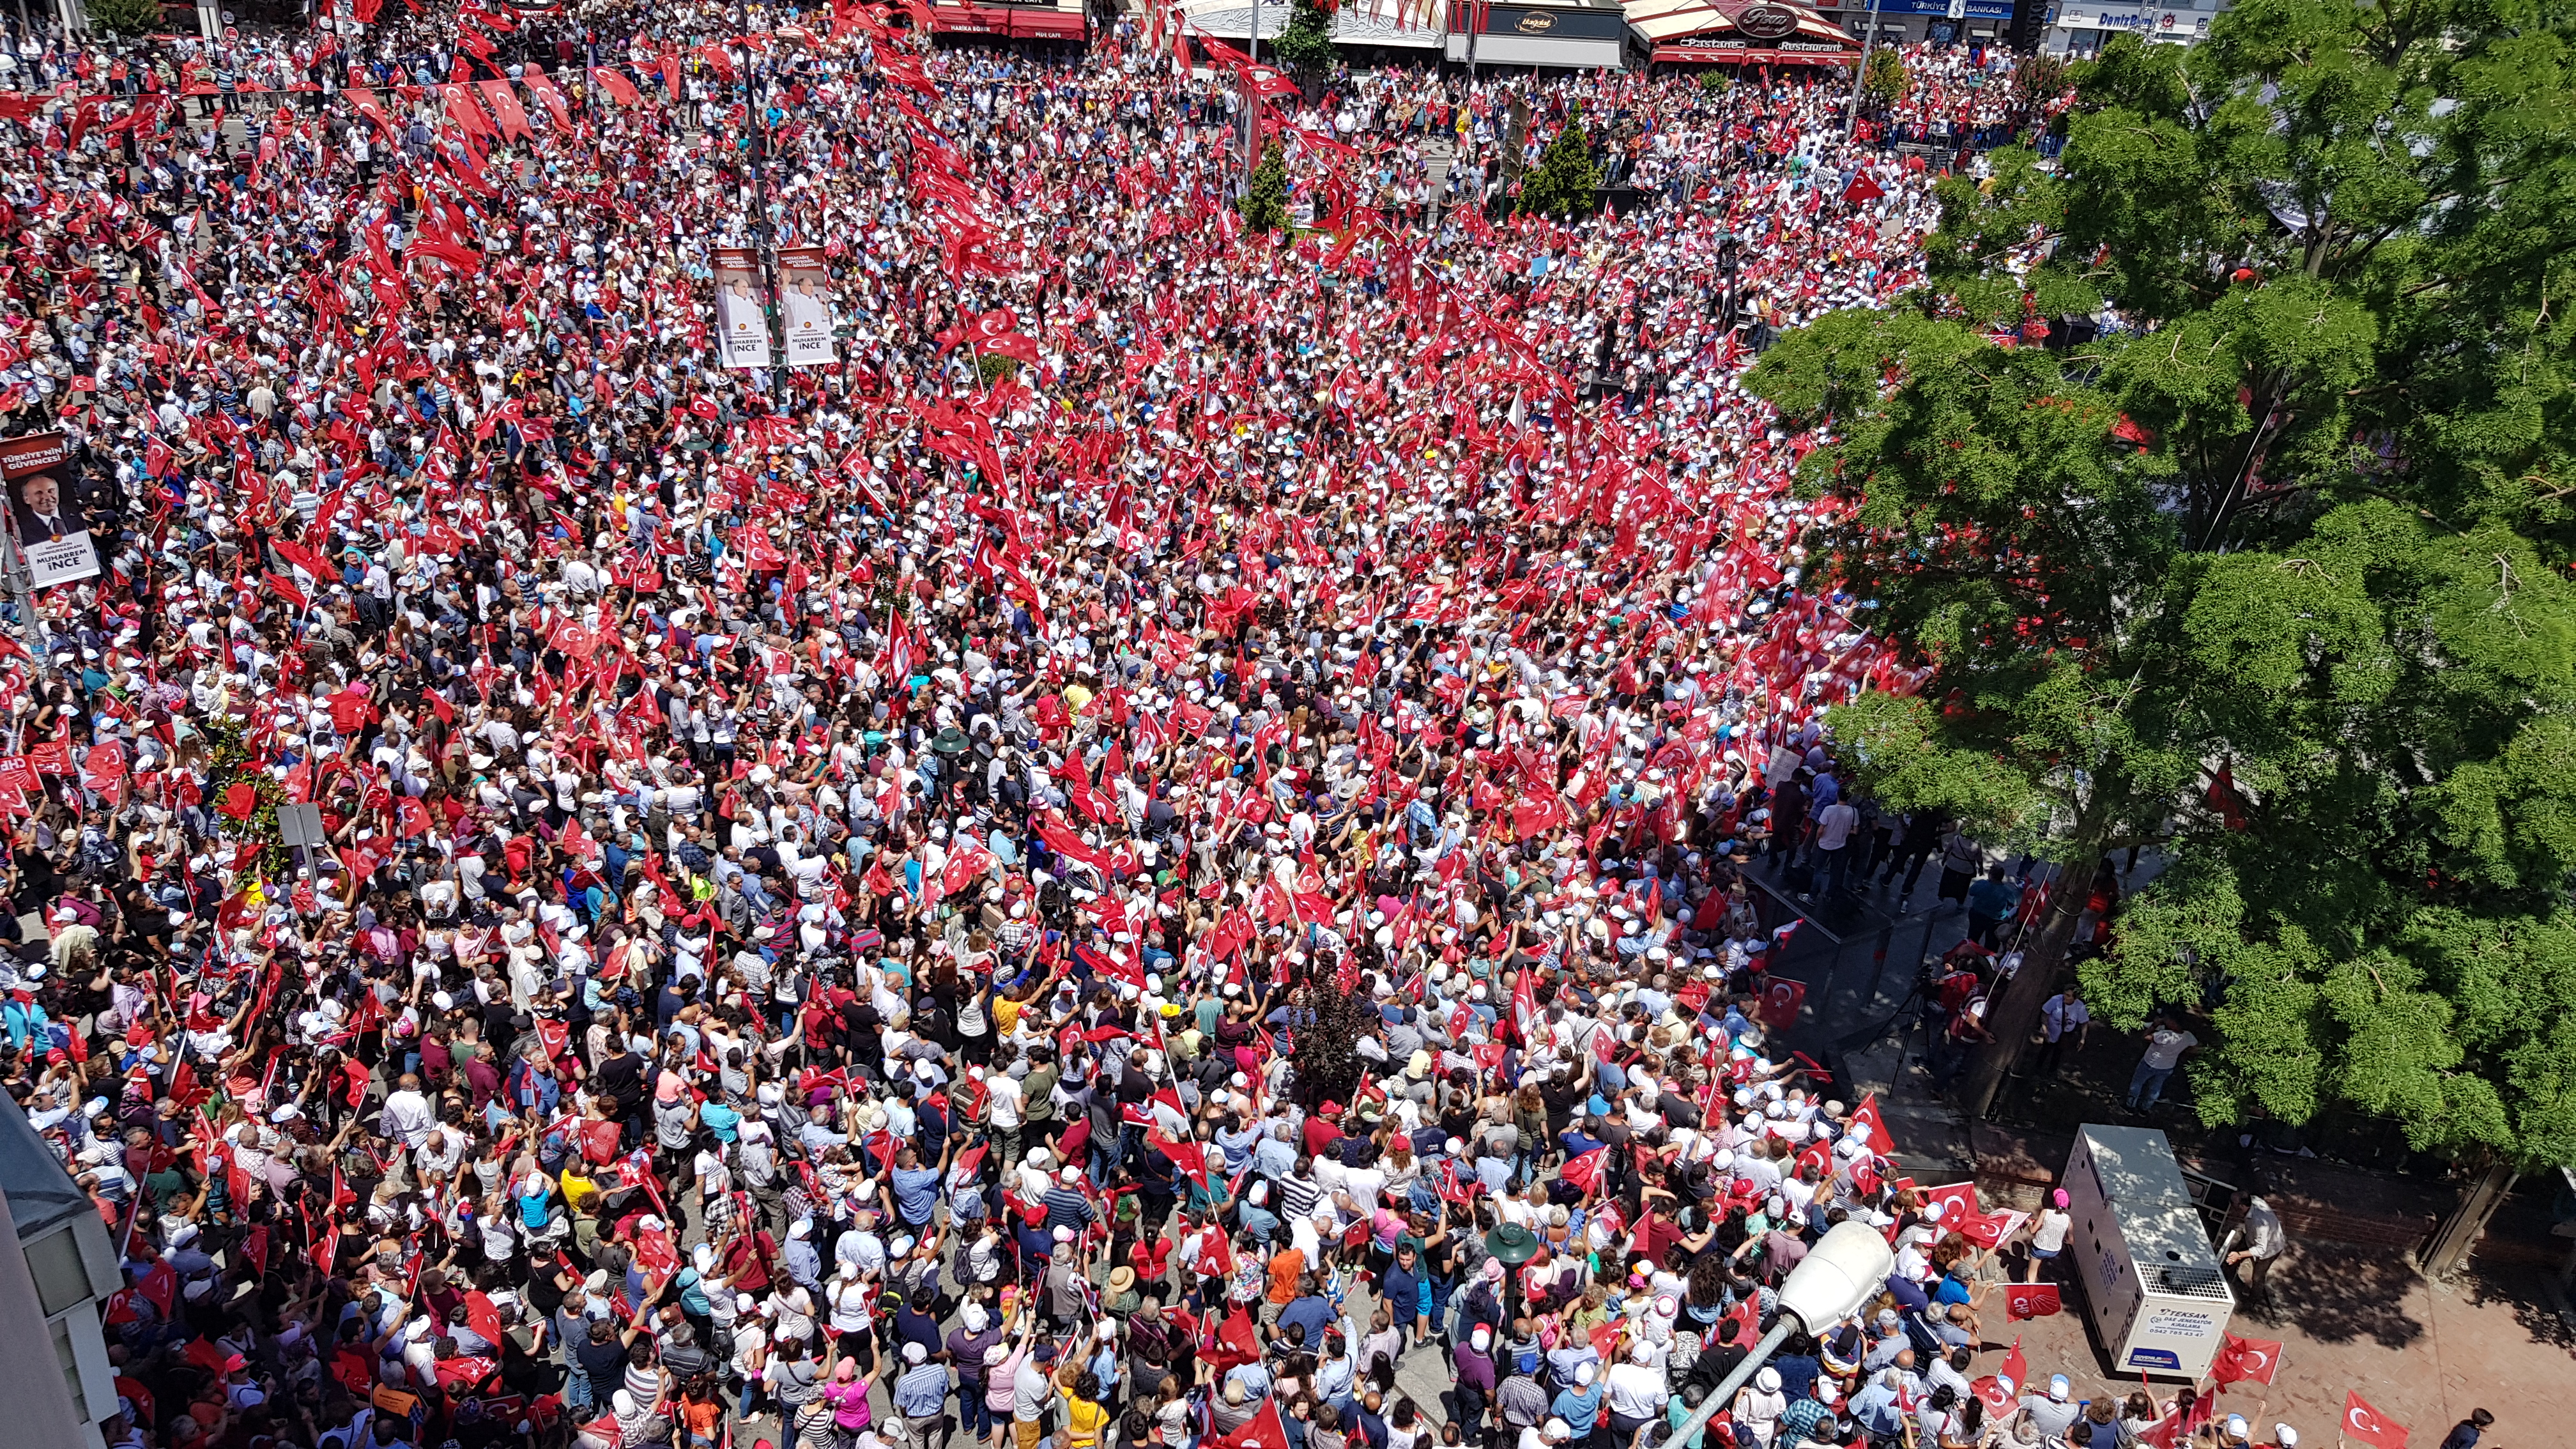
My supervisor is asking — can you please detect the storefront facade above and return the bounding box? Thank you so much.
[2040,0,2225,53]
[1445,2,1634,70]
[1625,0,1862,66]
[1802,0,2016,45]
[924,0,1089,40]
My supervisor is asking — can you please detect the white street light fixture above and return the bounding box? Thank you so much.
[1667,1220,1899,1442]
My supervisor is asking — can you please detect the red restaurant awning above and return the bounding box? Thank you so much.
[1650,42,1855,62]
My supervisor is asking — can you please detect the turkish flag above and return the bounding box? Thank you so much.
[137,1260,177,1317]
[1968,1336,2025,1416]
[1842,172,1885,206]
[1756,977,1805,1032]
[1205,1307,1263,1371]
[1956,1208,2027,1252]
[1849,1093,1894,1155]
[1561,1146,1609,1195]
[1723,1292,1761,1348]
[2211,1333,2282,1388]
[1151,1132,1210,1190]
[2003,1283,2062,1321]
[1215,1401,1292,1449]
[2342,1393,2407,1449]
[1919,1181,1981,1229]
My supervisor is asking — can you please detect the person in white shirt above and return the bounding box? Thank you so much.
[2124,1016,2200,1111]
[2036,988,2092,1078]
[2023,1187,2075,1282]
[1730,1366,1788,1448]
[1604,1340,1670,1438]
[377,1074,436,1184]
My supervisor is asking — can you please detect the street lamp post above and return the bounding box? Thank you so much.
[1667,1221,1899,1440]
[1843,0,1885,141]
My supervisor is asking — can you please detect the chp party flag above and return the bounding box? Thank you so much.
[2341,1393,2407,1449]
[2211,1333,2283,1388]
[1215,1400,1292,1449]
[2003,1282,2063,1321]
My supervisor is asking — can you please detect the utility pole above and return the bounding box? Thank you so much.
[735,0,779,381]
[1843,0,1885,141]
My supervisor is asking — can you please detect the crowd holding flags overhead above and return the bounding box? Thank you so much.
[0,1,2443,1446]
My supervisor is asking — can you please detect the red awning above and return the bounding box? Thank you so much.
[1652,43,1855,63]
[1009,8,1084,34]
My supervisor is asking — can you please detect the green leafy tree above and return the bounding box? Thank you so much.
[1745,0,2576,1241]
[1239,139,1290,235]
[1515,103,1600,219]
[82,0,165,35]
[1271,0,1338,74]
[2005,51,2070,132]
[1862,46,1908,107]
[1287,983,1378,1110]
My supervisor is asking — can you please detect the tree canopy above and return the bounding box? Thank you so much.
[1516,104,1602,219]
[1744,0,2576,1169]
[1271,0,1340,73]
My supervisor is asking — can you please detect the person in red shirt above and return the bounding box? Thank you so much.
[1302,1101,1346,1160]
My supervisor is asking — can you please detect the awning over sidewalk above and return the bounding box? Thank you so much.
[1623,0,1862,63]
[1177,0,1450,48]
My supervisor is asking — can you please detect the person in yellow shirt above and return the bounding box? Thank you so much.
[1058,1368,1111,1449]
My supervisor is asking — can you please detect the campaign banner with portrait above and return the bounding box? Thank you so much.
[778,247,838,367]
[0,431,100,589]
[711,247,774,369]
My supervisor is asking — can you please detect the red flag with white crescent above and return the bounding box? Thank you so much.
[1970,1338,2025,1417]
[2210,1332,2283,1388]
[2342,1393,2407,1449]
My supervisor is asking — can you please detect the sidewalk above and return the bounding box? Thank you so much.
[1748,865,2573,1437]
[1961,1238,2569,1445]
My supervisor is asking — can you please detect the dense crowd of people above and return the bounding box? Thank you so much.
[0,4,2274,1449]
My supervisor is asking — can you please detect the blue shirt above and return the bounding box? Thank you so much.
[1041,1185,1094,1234]
[1966,877,2018,919]
[894,1363,952,1417]
[1379,1262,1422,1319]
[1278,1295,1334,1350]
[891,1165,944,1225]
[1552,1383,1606,1433]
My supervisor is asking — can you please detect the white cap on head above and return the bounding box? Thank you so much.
[903,1342,928,1364]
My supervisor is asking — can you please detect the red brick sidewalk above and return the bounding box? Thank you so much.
[1963,1243,2570,1443]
